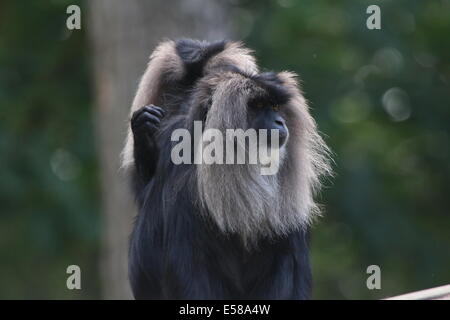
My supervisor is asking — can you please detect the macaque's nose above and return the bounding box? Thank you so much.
[265,116,288,148]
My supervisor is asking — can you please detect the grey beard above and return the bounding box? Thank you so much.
[196,146,303,248]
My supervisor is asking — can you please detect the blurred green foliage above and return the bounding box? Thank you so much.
[0,0,448,299]
[0,0,99,299]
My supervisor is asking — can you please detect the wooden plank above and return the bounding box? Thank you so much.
[385,284,450,300]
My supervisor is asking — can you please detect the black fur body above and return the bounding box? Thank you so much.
[127,39,315,300]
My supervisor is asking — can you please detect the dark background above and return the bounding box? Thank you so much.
[0,0,449,299]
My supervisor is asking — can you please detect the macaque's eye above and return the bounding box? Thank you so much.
[256,101,264,109]
[272,105,280,112]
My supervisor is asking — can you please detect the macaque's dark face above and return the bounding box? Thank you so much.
[247,97,289,148]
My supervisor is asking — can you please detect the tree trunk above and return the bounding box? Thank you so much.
[87,0,232,299]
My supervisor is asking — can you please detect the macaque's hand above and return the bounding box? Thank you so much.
[131,105,165,140]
